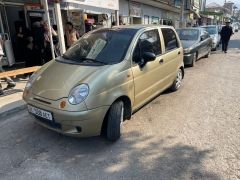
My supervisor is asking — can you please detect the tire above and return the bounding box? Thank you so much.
[170,69,183,92]
[190,53,197,67]
[204,50,211,58]
[106,101,124,141]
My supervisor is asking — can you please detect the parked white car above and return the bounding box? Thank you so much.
[201,25,221,51]
[232,23,239,32]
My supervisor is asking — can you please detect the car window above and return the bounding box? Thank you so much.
[176,29,199,41]
[62,28,137,65]
[161,28,179,51]
[204,27,217,35]
[132,29,161,63]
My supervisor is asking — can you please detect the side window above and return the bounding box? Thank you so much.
[133,29,161,62]
[161,28,179,51]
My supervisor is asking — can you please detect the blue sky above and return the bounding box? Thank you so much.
[206,0,240,8]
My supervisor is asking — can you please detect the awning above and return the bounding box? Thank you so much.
[190,9,201,18]
[61,0,119,10]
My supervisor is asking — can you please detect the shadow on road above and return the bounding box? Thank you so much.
[0,116,221,179]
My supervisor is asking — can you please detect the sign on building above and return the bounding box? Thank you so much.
[129,1,142,17]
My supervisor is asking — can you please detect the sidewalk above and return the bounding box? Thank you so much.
[0,77,28,118]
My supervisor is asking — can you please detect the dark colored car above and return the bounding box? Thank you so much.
[176,28,212,67]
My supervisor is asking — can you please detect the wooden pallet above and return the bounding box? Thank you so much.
[0,66,41,78]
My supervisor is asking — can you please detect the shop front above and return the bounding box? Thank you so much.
[58,0,119,36]
[0,0,46,66]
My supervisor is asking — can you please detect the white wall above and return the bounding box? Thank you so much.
[119,0,179,25]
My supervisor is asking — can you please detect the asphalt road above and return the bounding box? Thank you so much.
[1,33,240,180]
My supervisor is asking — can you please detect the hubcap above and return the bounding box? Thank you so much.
[176,70,182,89]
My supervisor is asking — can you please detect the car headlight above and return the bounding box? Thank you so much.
[25,73,39,89]
[68,84,89,105]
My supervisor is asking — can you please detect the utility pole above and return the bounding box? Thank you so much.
[54,0,66,55]
[115,10,119,26]
[42,0,55,59]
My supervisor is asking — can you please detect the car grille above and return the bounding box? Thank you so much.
[33,98,52,105]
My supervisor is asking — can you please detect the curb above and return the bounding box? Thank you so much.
[0,102,27,119]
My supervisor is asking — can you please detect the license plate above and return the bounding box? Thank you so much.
[28,105,53,121]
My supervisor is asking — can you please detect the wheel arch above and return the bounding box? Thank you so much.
[101,95,132,135]
[195,51,198,59]
[180,66,184,79]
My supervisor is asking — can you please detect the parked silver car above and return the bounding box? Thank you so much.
[201,25,221,51]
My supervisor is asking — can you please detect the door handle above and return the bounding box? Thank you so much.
[178,51,181,55]
[159,59,164,64]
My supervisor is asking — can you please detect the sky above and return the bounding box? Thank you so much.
[206,0,240,8]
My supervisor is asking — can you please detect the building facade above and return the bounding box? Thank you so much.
[119,0,182,27]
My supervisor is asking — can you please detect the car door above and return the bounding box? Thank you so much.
[199,30,209,58]
[131,29,165,109]
[160,27,183,87]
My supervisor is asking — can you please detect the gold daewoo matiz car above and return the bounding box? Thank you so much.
[23,25,184,141]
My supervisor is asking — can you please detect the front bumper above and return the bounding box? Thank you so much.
[27,101,109,137]
[212,42,217,49]
[183,53,194,65]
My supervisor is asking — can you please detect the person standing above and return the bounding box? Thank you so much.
[220,20,234,53]
[65,22,78,49]
[0,35,16,95]
[14,26,26,61]
[43,22,58,63]
[32,21,45,65]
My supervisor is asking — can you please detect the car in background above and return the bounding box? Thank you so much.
[23,25,184,141]
[232,23,239,32]
[201,25,221,51]
[176,28,212,67]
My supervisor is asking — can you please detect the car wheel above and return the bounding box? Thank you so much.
[170,69,183,91]
[204,50,211,58]
[212,47,217,51]
[106,101,124,141]
[190,53,197,67]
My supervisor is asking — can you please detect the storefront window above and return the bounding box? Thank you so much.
[152,16,159,24]
[144,15,149,24]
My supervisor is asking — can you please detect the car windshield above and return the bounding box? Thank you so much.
[62,28,137,65]
[176,29,199,41]
[204,27,217,35]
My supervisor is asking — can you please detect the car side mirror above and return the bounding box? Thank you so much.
[142,52,156,62]
[200,36,205,41]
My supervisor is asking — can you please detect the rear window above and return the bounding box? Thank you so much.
[176,29,199,41]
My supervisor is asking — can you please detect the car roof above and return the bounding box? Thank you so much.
[111,24,174,30]
[176,27,204,31]
[201,25,218,27]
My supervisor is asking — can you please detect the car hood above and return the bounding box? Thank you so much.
[181,40,198,49]
[31,59,106,100]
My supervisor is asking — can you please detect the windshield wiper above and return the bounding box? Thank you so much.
[80,58,107,65]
